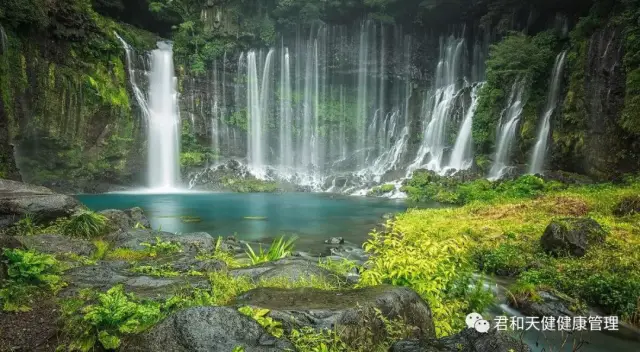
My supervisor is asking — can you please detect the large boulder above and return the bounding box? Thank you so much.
[234,285,435,346]
[390,328,530,352]
[15,234,94,257]
[540,218,606,257]
[122,306,294,352]
[510,290,578,318]
[99,207,151,231]
[0,179,84,228]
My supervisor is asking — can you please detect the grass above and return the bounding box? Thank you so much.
[244,236,298,265]
[378,177,640,332]
[62,211,109,238]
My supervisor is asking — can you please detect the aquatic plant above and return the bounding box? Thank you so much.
[245,236,298,264]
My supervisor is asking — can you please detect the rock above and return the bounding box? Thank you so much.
[230,258,345,286]
[108,229,215,252]
[324,237,345,245]
[99,207,151,231]
[0,179,84,228]
[512,290,578,318]
[234,285,435,346]
[613,195,640,216]
[390,328,530,352]
[62,261,210,300]
[143,252,227,273]
[0,234,25,281]
[122,306,294,352]
[15,234,94,257]
[540,217,606,257]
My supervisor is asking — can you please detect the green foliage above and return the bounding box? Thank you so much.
[238,306,284,338]
[140,237,183,257]
[130,264,180,278]
[289,327,349,352]
[402,172,551,205]
[197,236,241,268]
[62,285,165,351]
[0,249,63,311]
[12,213,39,236]
[245,236,298,265]
[318,258,360,277]
[473,31,558,155]
[474,241,536,276]
[621,0,640,135]
[180,152,210,169]
[367,184,396,197]
[62,211,109,238]
[91,240,110,260]
[359,226,494,336]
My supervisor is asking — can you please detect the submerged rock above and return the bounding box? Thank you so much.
[540,217,606,257]
[324,236,345,245]
[234,285,435,346]
[122,306,294,352]
[0,179,83,228]
[391,328,530,352]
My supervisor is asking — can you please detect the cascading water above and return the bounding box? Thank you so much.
[528,51,567,175]
[406,36,466,176]
[147,42,181,190]
[446,82,484,172]
[488,78,528,181]
[116,34,181,191]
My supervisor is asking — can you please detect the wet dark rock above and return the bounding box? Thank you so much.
[234,285,435,346]
[390,328,530,352]
[511,290,577,318]
[324,237,345,245]
[540,217,606,257]
[613,195,640,216]
[62,260,210,300]
[99,207,151,231]
[143,252,227,273]
[122,306,294,352]
[15,234,94,257]
[108,229,215,252]
[0,179,84,228]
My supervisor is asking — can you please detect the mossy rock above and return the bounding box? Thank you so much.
[540,218,606,257]
[233,285,435,348]
[613,195,640,217]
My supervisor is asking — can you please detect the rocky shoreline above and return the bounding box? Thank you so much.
[0,179,531,351]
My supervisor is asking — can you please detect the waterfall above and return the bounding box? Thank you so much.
[247,49,274,176]
[407,36,465,176]
[447,82,484,172]
[528,51,567,175]
[0,25,7,55]
[488,78,528,181]
[279,46,293,170]
[116,34,181,191]
[147,42,181,190]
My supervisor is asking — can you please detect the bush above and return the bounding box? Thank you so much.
[474,242,536,276]
[62,211,109,238]
[245,236,297,265]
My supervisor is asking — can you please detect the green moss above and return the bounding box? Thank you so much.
[367,184,396,197]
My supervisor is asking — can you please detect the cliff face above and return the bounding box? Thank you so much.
[1,0,640,191]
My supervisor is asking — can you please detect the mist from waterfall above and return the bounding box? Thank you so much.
[488,78,528,181]
[529,51,567,175]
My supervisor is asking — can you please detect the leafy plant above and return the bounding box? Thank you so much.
[0,248,63,311]
[197,236,240,268]
[245,236,298,265]
[62,211,108,238]
[62,285,164,351]
[140,237,183,257]
[12,213,39,236]
[238,306,284,338]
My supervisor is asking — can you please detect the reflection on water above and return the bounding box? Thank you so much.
[76,192,407,251]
